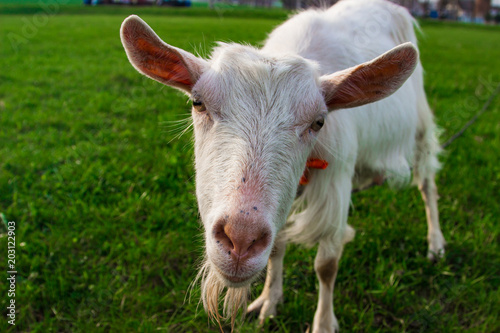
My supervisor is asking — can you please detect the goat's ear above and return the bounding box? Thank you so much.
[320,42,418,111]
[120,15,207,94]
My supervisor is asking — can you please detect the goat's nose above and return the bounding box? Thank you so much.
[213,218,271,259]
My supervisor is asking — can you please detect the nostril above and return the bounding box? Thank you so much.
[246,232,270,256]
[213,221,234,252]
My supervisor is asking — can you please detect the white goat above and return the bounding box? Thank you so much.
[120,0,445,331]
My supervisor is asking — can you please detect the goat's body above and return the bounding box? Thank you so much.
[262,0,441,246]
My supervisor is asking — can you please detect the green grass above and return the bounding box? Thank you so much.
[0,5,499,332]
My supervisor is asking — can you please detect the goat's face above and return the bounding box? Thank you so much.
[120,15,418,318]
[192,45,326,285]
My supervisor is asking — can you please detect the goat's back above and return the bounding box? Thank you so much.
[264,0,429,183]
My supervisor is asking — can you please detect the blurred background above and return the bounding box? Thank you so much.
[82,0,500,23]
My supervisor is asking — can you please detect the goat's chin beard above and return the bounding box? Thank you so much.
[193,258,254,329]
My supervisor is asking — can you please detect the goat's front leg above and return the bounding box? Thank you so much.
[310,229,353,333]
[247,233,286,324]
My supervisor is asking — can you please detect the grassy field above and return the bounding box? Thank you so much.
[1,4,499,332]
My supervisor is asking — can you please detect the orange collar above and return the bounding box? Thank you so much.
[299,158,329,185]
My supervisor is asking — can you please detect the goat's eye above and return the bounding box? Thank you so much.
[192,100,207,112]
[311,116,325,131]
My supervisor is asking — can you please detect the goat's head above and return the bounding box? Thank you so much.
[120,15,418,321]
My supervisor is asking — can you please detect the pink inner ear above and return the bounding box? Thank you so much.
[333,62,400,106]
[323,44,417,111]
[135,38,193,88]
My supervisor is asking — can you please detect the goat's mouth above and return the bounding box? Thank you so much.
[214,266,257,286]
[222,273,249,283]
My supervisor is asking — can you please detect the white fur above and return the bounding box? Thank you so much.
[276,0,429,245]
[120,0,445,330]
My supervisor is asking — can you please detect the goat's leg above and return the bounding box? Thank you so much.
[419,175,445,260]
[311,237,348,333]
[299,168,355,332]
[247,233,286,324]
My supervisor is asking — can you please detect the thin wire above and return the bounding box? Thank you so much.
[441,82,500,149]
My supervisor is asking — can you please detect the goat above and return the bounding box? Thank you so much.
[120,0,445,331]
